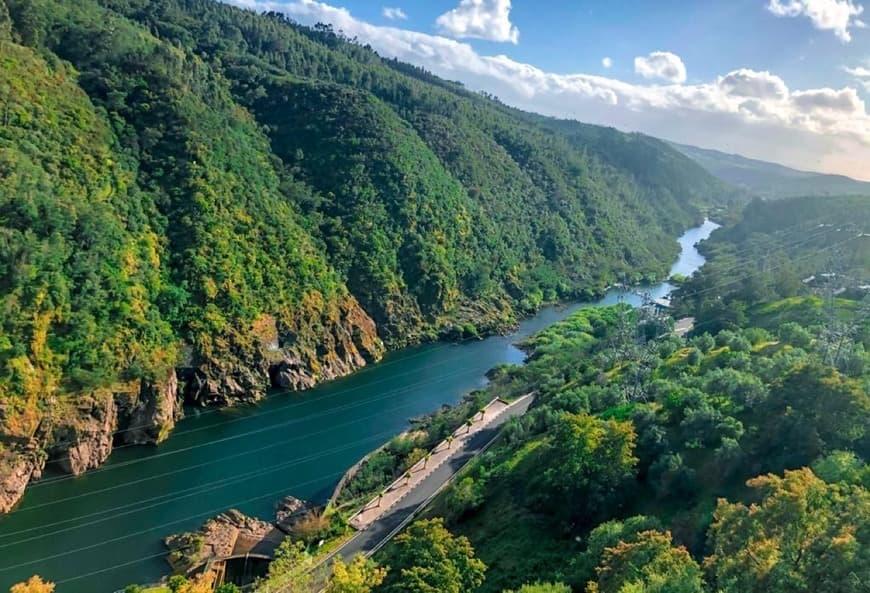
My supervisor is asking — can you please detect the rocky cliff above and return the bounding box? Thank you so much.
[182,293,384,406]
[0,294,383,512]
[0,371,180,512]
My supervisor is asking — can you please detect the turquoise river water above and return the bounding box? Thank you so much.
[0,220,718,592]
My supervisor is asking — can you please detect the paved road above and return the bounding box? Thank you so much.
[319,395,534,568]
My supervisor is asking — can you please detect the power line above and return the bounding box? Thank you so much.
[53,505,326,587]
[22,227,863,497]
[0,470,347,574]
[42,339,475,467]
[28,363,483,489]
[34,213,849,475]
[675,221,858,284]
[5,394,437,517]
[39,211,842,458]
[0,428,399,544]
[677,232,864,302]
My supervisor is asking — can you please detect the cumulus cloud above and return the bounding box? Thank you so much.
[221,0,870,180]
[718,69,789,100]
[382,6,407,20]
[634,51,687,83]
[602,56,613,68]
[767,0,865,42]
[436,0,519,43]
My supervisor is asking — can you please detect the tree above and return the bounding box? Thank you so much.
[811,451,869,486]
[705,468,870,593]
[10,576,54,593]
[505,583,571,593]
[379,518,486,593]
[167,576,188,593]
[778,322,813,349]
[754,364,869,472]
[648,453,698,500]
[215,585,241,593]
[586,530,705,593]
[574,516,664,584]
[255,540,313,593]
[325,555,386,593]
[177,575,213,593]
[542,414,637,520]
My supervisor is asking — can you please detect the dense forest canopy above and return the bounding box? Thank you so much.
[1,0,868,591]
[241,196,866,593]
[0,0,739,510]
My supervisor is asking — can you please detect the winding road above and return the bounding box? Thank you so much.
[315,394,534,575]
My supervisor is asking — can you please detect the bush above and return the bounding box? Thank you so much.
[445,476,486,523]
[167,576,188,593]
[778,322,814,349]
[692,333,716,353]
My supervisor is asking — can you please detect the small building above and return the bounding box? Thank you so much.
[651,297,672,312]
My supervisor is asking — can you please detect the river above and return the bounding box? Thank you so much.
[0,220,718,592]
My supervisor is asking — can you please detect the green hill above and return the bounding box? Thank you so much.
[672,142,870,199]
[0,0,736,508]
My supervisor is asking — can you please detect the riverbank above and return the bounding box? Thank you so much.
[0,221,719,592]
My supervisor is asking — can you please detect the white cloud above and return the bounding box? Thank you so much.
[719,69,789,100]
[634,51,687,83]
[221,0,870,181]
[436,0,519,44]
[382,6,407,21]
[602,56,613,68]
[767,0,865,42]
[845,61,870,90]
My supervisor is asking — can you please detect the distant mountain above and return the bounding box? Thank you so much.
[0,0,737,510]
[671,142,870,199]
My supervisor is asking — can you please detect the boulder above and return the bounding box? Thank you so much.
[275,495,315,533]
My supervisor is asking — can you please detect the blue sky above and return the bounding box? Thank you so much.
[228,0,870,179]
[355,0,869,90]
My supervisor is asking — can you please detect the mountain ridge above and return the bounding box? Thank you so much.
[671,141,870,198]
[0,0,737,511]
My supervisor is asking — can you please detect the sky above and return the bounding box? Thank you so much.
[226,0,870,181]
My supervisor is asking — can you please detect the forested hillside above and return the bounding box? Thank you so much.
[246,294,868,593]
[674,195,870,332]
[0,0,734,510]
[672,142,870,199]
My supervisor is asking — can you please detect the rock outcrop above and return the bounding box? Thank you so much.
[0,444,44,513]
[183,293,384,406]
[0,292,378,512]
[165,509,285,572]
[48,391,117,475]
[275,495,315,533]
[0,370,181,512]
[119,372,181,445]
